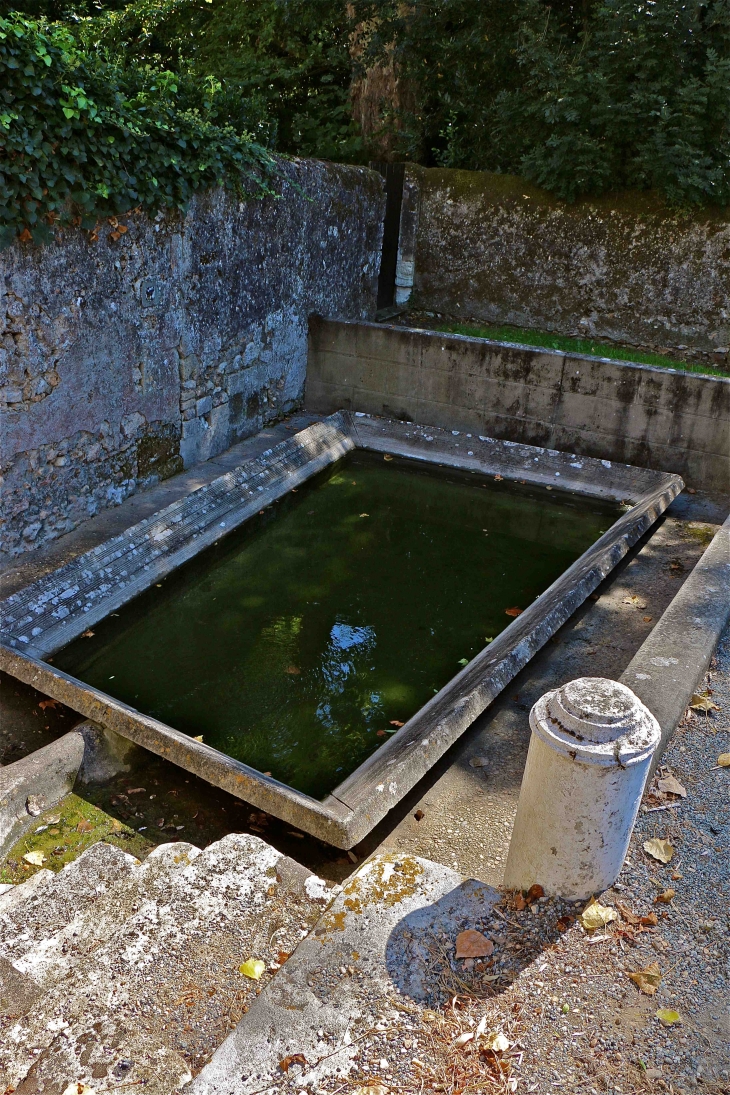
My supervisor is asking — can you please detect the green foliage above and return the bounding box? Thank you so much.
[354,0,730,206]
[0,10,277,247]
[73,0,364,162]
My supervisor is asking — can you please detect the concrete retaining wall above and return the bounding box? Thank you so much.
[401,166,730,362]
[306,319,730,491]
[0,161,385,559]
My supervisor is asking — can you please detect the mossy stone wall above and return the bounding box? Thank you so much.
[1,161,384,559]
[409,166,730,357]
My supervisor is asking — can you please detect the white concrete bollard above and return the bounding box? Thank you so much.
[504,677,661,900]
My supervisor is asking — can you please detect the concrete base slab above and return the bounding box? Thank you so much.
[190,852,500,1094]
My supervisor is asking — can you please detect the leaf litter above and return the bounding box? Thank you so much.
[643,837,674,863]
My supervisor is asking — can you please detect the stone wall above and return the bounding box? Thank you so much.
[402,166,730,360]
[307,319,730,492]
[0,160,384,558]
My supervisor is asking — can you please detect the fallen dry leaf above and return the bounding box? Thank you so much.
[38,699,59,710]
[455,930,494,958]
[690,693,720,713]
[239,958,266,980]
[482,1031,511,1053]
[657,775,687,798]
[617,901,654,927]
[193,734,204,742]
[513,893,527,911]
[580,900,619,930]
[23,850,46,866]
[389,719,405,728]
[285,666,301,675]
[717,753,730,768]
[279,1053,307,1072]
[76,819,93,833]
[126,787,146,795]
[629,962,662,995]
[656,1008,681,1026]
[526,883,544,902]
[504,606,523,617]
[383,454,393,461]
[643,838,674,863]
[81,629,95,638]
[655,888,676,904]
[494,474,503,482]
[454,1031,475,1047]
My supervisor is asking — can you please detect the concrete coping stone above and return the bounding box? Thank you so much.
[0,413,682,848]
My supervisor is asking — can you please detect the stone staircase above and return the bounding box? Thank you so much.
[1,836,501,1094]
[0,835,333,1093]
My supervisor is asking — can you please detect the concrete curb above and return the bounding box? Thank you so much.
[620,514,730,772]
[0,731,85,858]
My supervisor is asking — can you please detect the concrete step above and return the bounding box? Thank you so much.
[0,841,140,971]
[10,841,201,989]
[190,852,501,1095]
[1,834,332,1092]
[0,865,54,916]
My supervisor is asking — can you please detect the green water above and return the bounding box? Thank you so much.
[55,452,619,799]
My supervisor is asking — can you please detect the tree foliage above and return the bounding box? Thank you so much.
[354,0,730,205]
[0,10,277,247]
[1,0,728,241]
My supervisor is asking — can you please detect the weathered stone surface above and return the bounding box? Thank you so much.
[0,834,332,1090]
[0,729,85,856]
[405,166,730,359]
[620,514,730,769]
[0,161,384,558]
[190,853,500,1094]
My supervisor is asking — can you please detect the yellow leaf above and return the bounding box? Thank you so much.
[690,693,720,713]
[643,838,674,863]
[717,753,730,768]
[239,958,265,980]
[656,1008,681,1026]
[580,900,619,930]
[23,851,46,866]
[629,962,662,995]
[482,1030,511,1052]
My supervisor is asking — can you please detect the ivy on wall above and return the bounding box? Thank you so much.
[0,12,278,248]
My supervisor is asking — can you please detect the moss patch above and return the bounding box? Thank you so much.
[0,792,153,885]
[429,321,728,379]
[683,523,717,548]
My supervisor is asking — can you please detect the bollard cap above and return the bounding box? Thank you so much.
[530,677,661,766]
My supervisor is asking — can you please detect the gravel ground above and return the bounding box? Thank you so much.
[304,623,729,1095]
